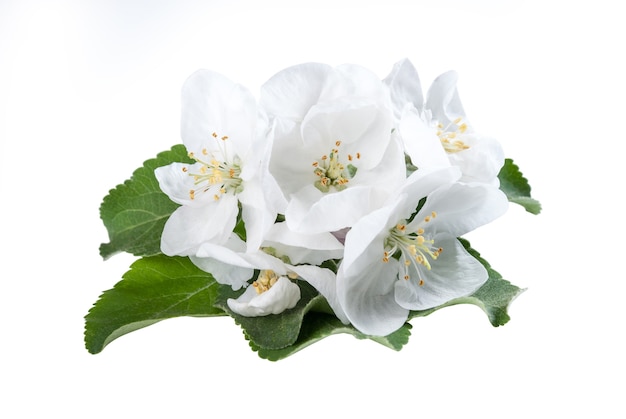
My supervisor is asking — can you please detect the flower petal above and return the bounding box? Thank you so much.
[260,62,332,122]
[181,69,257,157]
[415,182,509,237]
[160,193,238,256]
[425,70,466,126]
[337,257,409,336]
[394,233,487,310]
[398,106,450,170]
[263,222,343,265]
[383,58,424,120]
[227,277,301,317]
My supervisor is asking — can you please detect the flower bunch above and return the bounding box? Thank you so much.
[86,59,540,360]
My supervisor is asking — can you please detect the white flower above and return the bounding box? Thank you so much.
[191,223,349,322]
[155,70,277,256]
[384,59,505,185]
[336,166,509,336]
[227,271,301,317]
[260,63,406,234]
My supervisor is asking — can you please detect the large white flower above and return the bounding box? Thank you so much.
[260,63,406,234]
[384,58,505,185]
[155,70,277,256]
[336,166,509,336]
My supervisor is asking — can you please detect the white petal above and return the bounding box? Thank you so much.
[260,62,332,121]
[238,178,276,252]
[341,195,404,277]
[285,184,388,234]
[263,222,343,265]
[181,69,257,157]
[425,70,466,126]
[191,255,254,291]
[398,106,449,170]
[155,162,210,207]
[416,182,509,237]
[322,63,390,104]
[394,234,487,310]
[301,98,392,169]
[160,194,238,256]
[448,135,505,184]
[337,258,408,336]
[227,277,301,317]
[383,58,424,120]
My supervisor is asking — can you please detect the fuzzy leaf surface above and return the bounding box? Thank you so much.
[85,255,224,354]
[99,145,192,259]
[498,158,542,214]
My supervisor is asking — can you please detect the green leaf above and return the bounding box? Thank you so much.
[85,255,224,354]
[250,313,412,361]
[214,280,324,350]
[99,145,192,259]
[216,278,413,361]
[409,238,525,326]
[498,158,542,214]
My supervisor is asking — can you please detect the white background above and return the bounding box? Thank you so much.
[1,0,624,417]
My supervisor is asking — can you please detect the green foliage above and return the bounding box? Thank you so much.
[216,280,413,361]
[84,255,224,354]
[99,145,192,259]
[250,313,412,361]
[498,158,542,214]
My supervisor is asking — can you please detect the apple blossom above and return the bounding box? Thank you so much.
[337,167,509,336]
[384,58,505,185]
[155,69,277,256]
[261,63,406,234]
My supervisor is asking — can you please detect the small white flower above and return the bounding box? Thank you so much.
[227,271,301,317]
[337,166,509,336]
[155,70,277,256]
[385,59,505,185]
[191,223,348,322]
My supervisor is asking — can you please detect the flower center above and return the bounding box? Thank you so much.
[436,117,470,153]
[311,140,359,193]
[184,132,243,201]
[382,211,443,286]
[252,270,280,294]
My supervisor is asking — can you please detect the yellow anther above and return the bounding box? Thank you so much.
[424,216,431,223]
[431,211,437,218]
[221,136,228,141]
[404,275,410,280]
[404,260,411,266]
[202,148,208,155]
[213,194,220,201]
[335,140,341,147]
[312,161,319,167]
[453,117,463,124]
[458,123,468,133]
[397,224,406,231]
[416,236,425,245]
[417,228,425,235]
